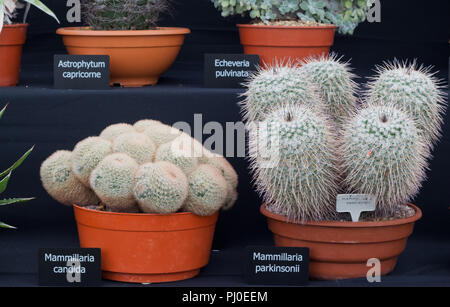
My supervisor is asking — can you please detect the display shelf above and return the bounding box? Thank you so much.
[0,57,449,288]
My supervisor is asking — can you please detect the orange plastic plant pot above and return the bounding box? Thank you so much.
[0,24,28,87]
[73,205,218,283]
[260,204,422,280]
[237,24,336,67]
[56,27,190,87]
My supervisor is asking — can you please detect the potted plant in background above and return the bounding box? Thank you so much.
[210,0,369,66]
[241,56,446,279]
[0,105,34,228]
[57,0,191,87]
[40,120,238,283]
[0,0,59,86]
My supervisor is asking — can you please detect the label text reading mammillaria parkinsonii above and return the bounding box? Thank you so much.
[253,252,303,273]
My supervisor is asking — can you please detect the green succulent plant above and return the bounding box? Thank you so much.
[0,0,59,32]
[0,105,34,229]
[211,0,369,34]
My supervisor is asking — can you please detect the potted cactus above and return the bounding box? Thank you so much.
[242,56,446,280]
[210,0,369,66]
[0,105,34,228]
[40,120,238,283]
[0,0,58,86]
[56,0,190,87]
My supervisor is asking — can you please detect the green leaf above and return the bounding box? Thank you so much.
[22,0,59,23]
[0,221,16,229]
[0,172,11,194]
[0,146,34,178]
[0,104,7,120]
[0,197,34,206]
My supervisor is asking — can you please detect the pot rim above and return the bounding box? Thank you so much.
[260,203,422,228]
[1,23,29,28]
[73,203,213,218]
[56,26,191,36]
[237,23,337,30]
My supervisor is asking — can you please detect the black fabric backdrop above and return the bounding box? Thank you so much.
[0,0,449,286]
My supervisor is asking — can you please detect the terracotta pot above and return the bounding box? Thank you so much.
[237,24,336,67]
[56,27,190,87]
[73,205,218,283]
[0,24,28,87]
[260,203,422,280]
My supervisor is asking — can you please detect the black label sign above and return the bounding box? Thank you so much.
[245,246,309,285]
[204,53,259,88]
[38,248,101,286]
[54,55,110,89]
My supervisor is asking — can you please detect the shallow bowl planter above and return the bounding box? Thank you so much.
[0,24,28,87]
[260,203,422,280]
[73,204,218,283]
[56,27,190,87]
[237,24,336,67]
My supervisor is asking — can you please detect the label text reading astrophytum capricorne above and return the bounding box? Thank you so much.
[58,60,106,79]
[214,59,251,79]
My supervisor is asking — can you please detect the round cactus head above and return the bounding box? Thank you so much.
[155,136,200,174]
[184,164,229,216]
[298,53,359,125]
[248,104,340,221]
[142,122,182,146]
[341,105,428,216]
[99,123,136,141]
[133,161,188,214]
[365,60,447,149]
[206,155,238,189]
[40,150,100,206]
[133,119,162,133]
[241,63,323,122]
[90,153,140,212]
[113,132,156,165]
[72,137,112,187]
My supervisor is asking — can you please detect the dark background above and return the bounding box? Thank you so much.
[0,0,448,286]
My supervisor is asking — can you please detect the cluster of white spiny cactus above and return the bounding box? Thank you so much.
[41,120,238,216]
[242,56,446,221]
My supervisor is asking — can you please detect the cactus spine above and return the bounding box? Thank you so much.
[298,54,359,125]
[99,123,136,141]
[113,132,156,164]
[365,61,447,149]
[341,105,427,216]
[241,64,323,122]
[248,104,340,221]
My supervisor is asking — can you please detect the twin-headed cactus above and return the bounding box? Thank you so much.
[243,55,446,221]
[41,120,238,216]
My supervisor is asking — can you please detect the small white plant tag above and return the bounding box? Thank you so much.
[336,194,377,222]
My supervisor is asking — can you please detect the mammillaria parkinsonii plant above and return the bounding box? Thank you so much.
[0,0,59,32]
[81,0,170,30]
[41,120,238,216]
[243,56,447,221]
[211,0,369,34]
[364,61,447,150]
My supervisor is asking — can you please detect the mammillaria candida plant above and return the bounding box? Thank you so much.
[81,0,170,30]
[244,56,446,221]
[40,120,238,216]
[364,61,446,150]
[211,0,369,34]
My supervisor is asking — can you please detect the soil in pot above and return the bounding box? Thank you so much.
[73,204,218,283]
[56,27,190,87]
[237,23,336,67]
[260,203,422,280]
[0,24,28,87]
